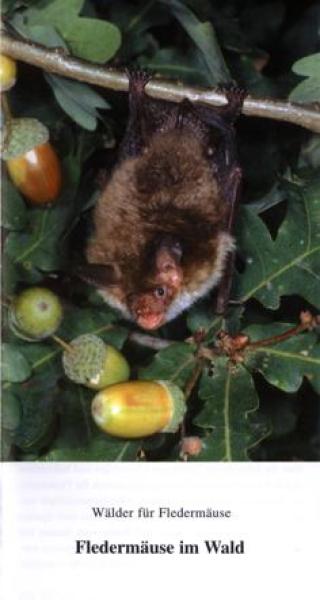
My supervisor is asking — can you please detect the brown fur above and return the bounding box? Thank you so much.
[86,129,227,298]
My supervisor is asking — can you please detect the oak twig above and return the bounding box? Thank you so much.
[1,32,320,134]
[215,311,319,363]
[248,311,320,349]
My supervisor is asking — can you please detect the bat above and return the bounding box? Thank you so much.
[83,70,245,330]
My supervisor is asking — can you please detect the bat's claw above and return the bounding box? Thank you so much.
[125,67,153,93]
[217,82,247,119]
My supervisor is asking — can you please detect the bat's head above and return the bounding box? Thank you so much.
[128,239,183,330]
[81,237,183,330]
[128,285,174,330]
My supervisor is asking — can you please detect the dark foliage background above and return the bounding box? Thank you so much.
[2,0,320,461]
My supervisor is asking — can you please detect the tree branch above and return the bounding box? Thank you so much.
[2,32,320,134]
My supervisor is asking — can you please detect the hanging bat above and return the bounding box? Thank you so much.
[83,70,245,330]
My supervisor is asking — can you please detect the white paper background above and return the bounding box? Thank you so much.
[1,462,319,600]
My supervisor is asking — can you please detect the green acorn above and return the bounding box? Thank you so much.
[62,334,130,390]
[9,287,63,341]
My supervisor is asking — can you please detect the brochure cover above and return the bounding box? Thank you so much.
[1,1,319,599]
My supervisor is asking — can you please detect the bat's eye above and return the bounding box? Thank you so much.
[154,286,166,298]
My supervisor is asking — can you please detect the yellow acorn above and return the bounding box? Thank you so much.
[91,380,186,438]
[0,54,17,91]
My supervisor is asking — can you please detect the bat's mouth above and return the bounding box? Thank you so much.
[129,292,167,330]
[136,312,164,330]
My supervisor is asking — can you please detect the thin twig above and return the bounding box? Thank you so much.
[248,312,319,350]
[248,324,306,349]
[1,33,320,133]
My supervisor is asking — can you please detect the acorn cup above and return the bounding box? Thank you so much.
[62,334,130,390]
[9,287,63,341]
[91,380,186,438]
[2,117,62,204]
[0,54,17,91]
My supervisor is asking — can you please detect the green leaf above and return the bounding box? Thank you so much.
[61,99,98,136]
[2,343,32,382]
[27,0,85,27]
[13,341,61,379]
[1,431,15,460]
[57,307,119,340]
[45,73,109,131]
[290,78,320,104]
[249,183,286,214]
[2,391,22,431]
[14,383,59,451]
[187,302,222,335]
[5,154,81,272]
[42,436,141,461]
[2,0,22,15]
[139,47,214,86]
[160,0,230,84]
[244,324,320,394]
[112,0,168,34]
[63,18,121,63]
[290,53,320,103]
[292,53,320,77]
[11,21,69,49]
[26,0,121,63]
[186,303,242,340]
[43,384,93,449]
[2,175,28,231]
[195,360,264,461]
[234,176,320,309]
[100,327,129,351]
[299,135,320,171]
[139,342,196,387]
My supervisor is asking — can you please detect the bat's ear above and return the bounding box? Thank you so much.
[75,263,122,288]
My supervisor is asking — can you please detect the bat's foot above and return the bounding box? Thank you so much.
[217,82,247,120]
[125,67,153,94]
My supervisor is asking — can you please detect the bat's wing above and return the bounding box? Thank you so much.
[182,86,246,313]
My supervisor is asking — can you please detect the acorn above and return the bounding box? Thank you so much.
[62,334,130,390]
[91,380,186,439]
[2,118,62,204]
[0,54,17,91]
[9,287,63,341]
